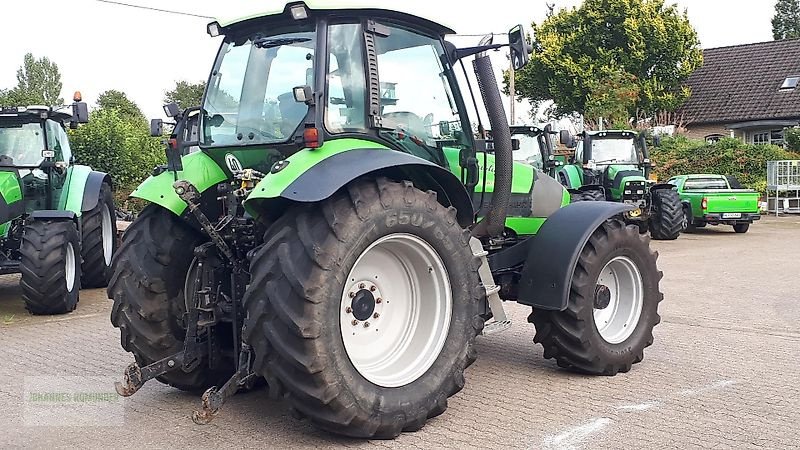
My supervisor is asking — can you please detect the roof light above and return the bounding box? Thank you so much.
[781,76,799,90]
[289,4,309,20]
[207,21,221,37]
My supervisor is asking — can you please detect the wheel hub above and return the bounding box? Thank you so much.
[351,289,376,321]
[594,284,611,309]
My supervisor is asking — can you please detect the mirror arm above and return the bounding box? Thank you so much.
[452,44,507,61]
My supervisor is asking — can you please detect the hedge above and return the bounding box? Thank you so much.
[650,136,800,194]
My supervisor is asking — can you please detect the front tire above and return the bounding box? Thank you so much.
[81,182,117,288]
[571,189,605,203]
[20,220,81,315]
[529,219,662,375]
[649,189,683,240]
[243,178,483,438]
[108,205,232,391]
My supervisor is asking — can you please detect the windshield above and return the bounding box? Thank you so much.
[512,134,544,169]
[0,121,45,166]
[684,178,729,190]
[590,138,638,164]
[202,28,315,147]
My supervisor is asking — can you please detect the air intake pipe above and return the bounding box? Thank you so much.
[471,53,513,239]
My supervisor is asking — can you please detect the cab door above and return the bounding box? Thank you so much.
[44,120,71,209]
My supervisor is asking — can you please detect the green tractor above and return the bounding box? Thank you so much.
[0,97,116,314]
[557,129,683,240]
[509,124,566,177]
[110,2,664,438]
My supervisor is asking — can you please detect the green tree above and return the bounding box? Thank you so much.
[164,81,206,110]
[97,89,145,123]
[69,109,164,189]
[5,53,63,106]
[773,0,800,39]
[513,0,703,120]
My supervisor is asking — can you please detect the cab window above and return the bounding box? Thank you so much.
[374,24,463,162]
[45,120,72,162]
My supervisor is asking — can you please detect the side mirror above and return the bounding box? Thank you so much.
[511,138,520,151]
[559,129,576,148]
[71,102,89,124]
[293,85,315,105]
[653,135,662,147]
[150,118,164,137]
[163,102,181,118]
[508,24,533,70]
[438,120,451,136]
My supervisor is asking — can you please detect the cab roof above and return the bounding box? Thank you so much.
[214,1,456,36]
[0,106,72,122]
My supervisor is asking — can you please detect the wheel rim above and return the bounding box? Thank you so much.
[593,256,643,344]
[65,242,76,292]
[340,233,452,388]
[101,204,113,265]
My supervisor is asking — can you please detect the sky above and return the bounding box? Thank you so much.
[0,0,776,121]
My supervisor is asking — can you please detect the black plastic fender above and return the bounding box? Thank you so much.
[279,148,474,227]
[516,201,635,310]
[80,171,112,212]
[649,182,674,192]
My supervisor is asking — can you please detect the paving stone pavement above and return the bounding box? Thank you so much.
[0,216,798,449]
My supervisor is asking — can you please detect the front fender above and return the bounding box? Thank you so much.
[244,141,474,226]
[130,151,227,216]
[649,182,675,192]
[516,201,635,311]
[557,165,582,189]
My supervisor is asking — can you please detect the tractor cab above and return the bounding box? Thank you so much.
[510,124,565,175]
[0,101,88,211]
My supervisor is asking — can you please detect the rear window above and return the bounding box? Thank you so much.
[683,178,728,190]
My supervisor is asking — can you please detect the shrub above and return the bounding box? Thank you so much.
[651,136,800,194]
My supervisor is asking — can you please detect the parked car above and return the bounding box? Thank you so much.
[667,174,761,233]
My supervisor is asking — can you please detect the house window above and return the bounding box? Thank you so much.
[705,134,725,144]
[751,129,784,146]
[752,131,770,145]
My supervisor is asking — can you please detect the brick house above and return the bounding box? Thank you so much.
[678,38,800,145]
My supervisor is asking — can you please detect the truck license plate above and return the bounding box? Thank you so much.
[722,213,742,219]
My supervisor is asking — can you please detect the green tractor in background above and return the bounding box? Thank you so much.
[0,96,116,314]
[557,129,683,240]
[109,2,664,438]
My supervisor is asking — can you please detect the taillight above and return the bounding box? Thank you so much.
[303,127,320,149]
[701,197,708,210]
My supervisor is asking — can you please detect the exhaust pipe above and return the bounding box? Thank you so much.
[471,53,513,239]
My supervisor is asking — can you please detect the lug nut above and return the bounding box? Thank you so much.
[376,298,382,304]
[370,285,376,292]
[349,292,355,298]
[373,312,380,319]
[363,322,370,328]
[345,307,352,313]
[351,319,359,326]
[359,283,365,289]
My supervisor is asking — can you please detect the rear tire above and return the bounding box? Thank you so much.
[243,178,483,438]
[530,219,662,375]
[108,205,232,391]
[682,205,696,232]
[733,223,750,233]
[649,189,682,240]
[81,182,117,288]
[20,220,81,315]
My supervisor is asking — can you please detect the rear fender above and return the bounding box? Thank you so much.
[244,146,474,227]
[516,201,635,310]
[649,182,675,192]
